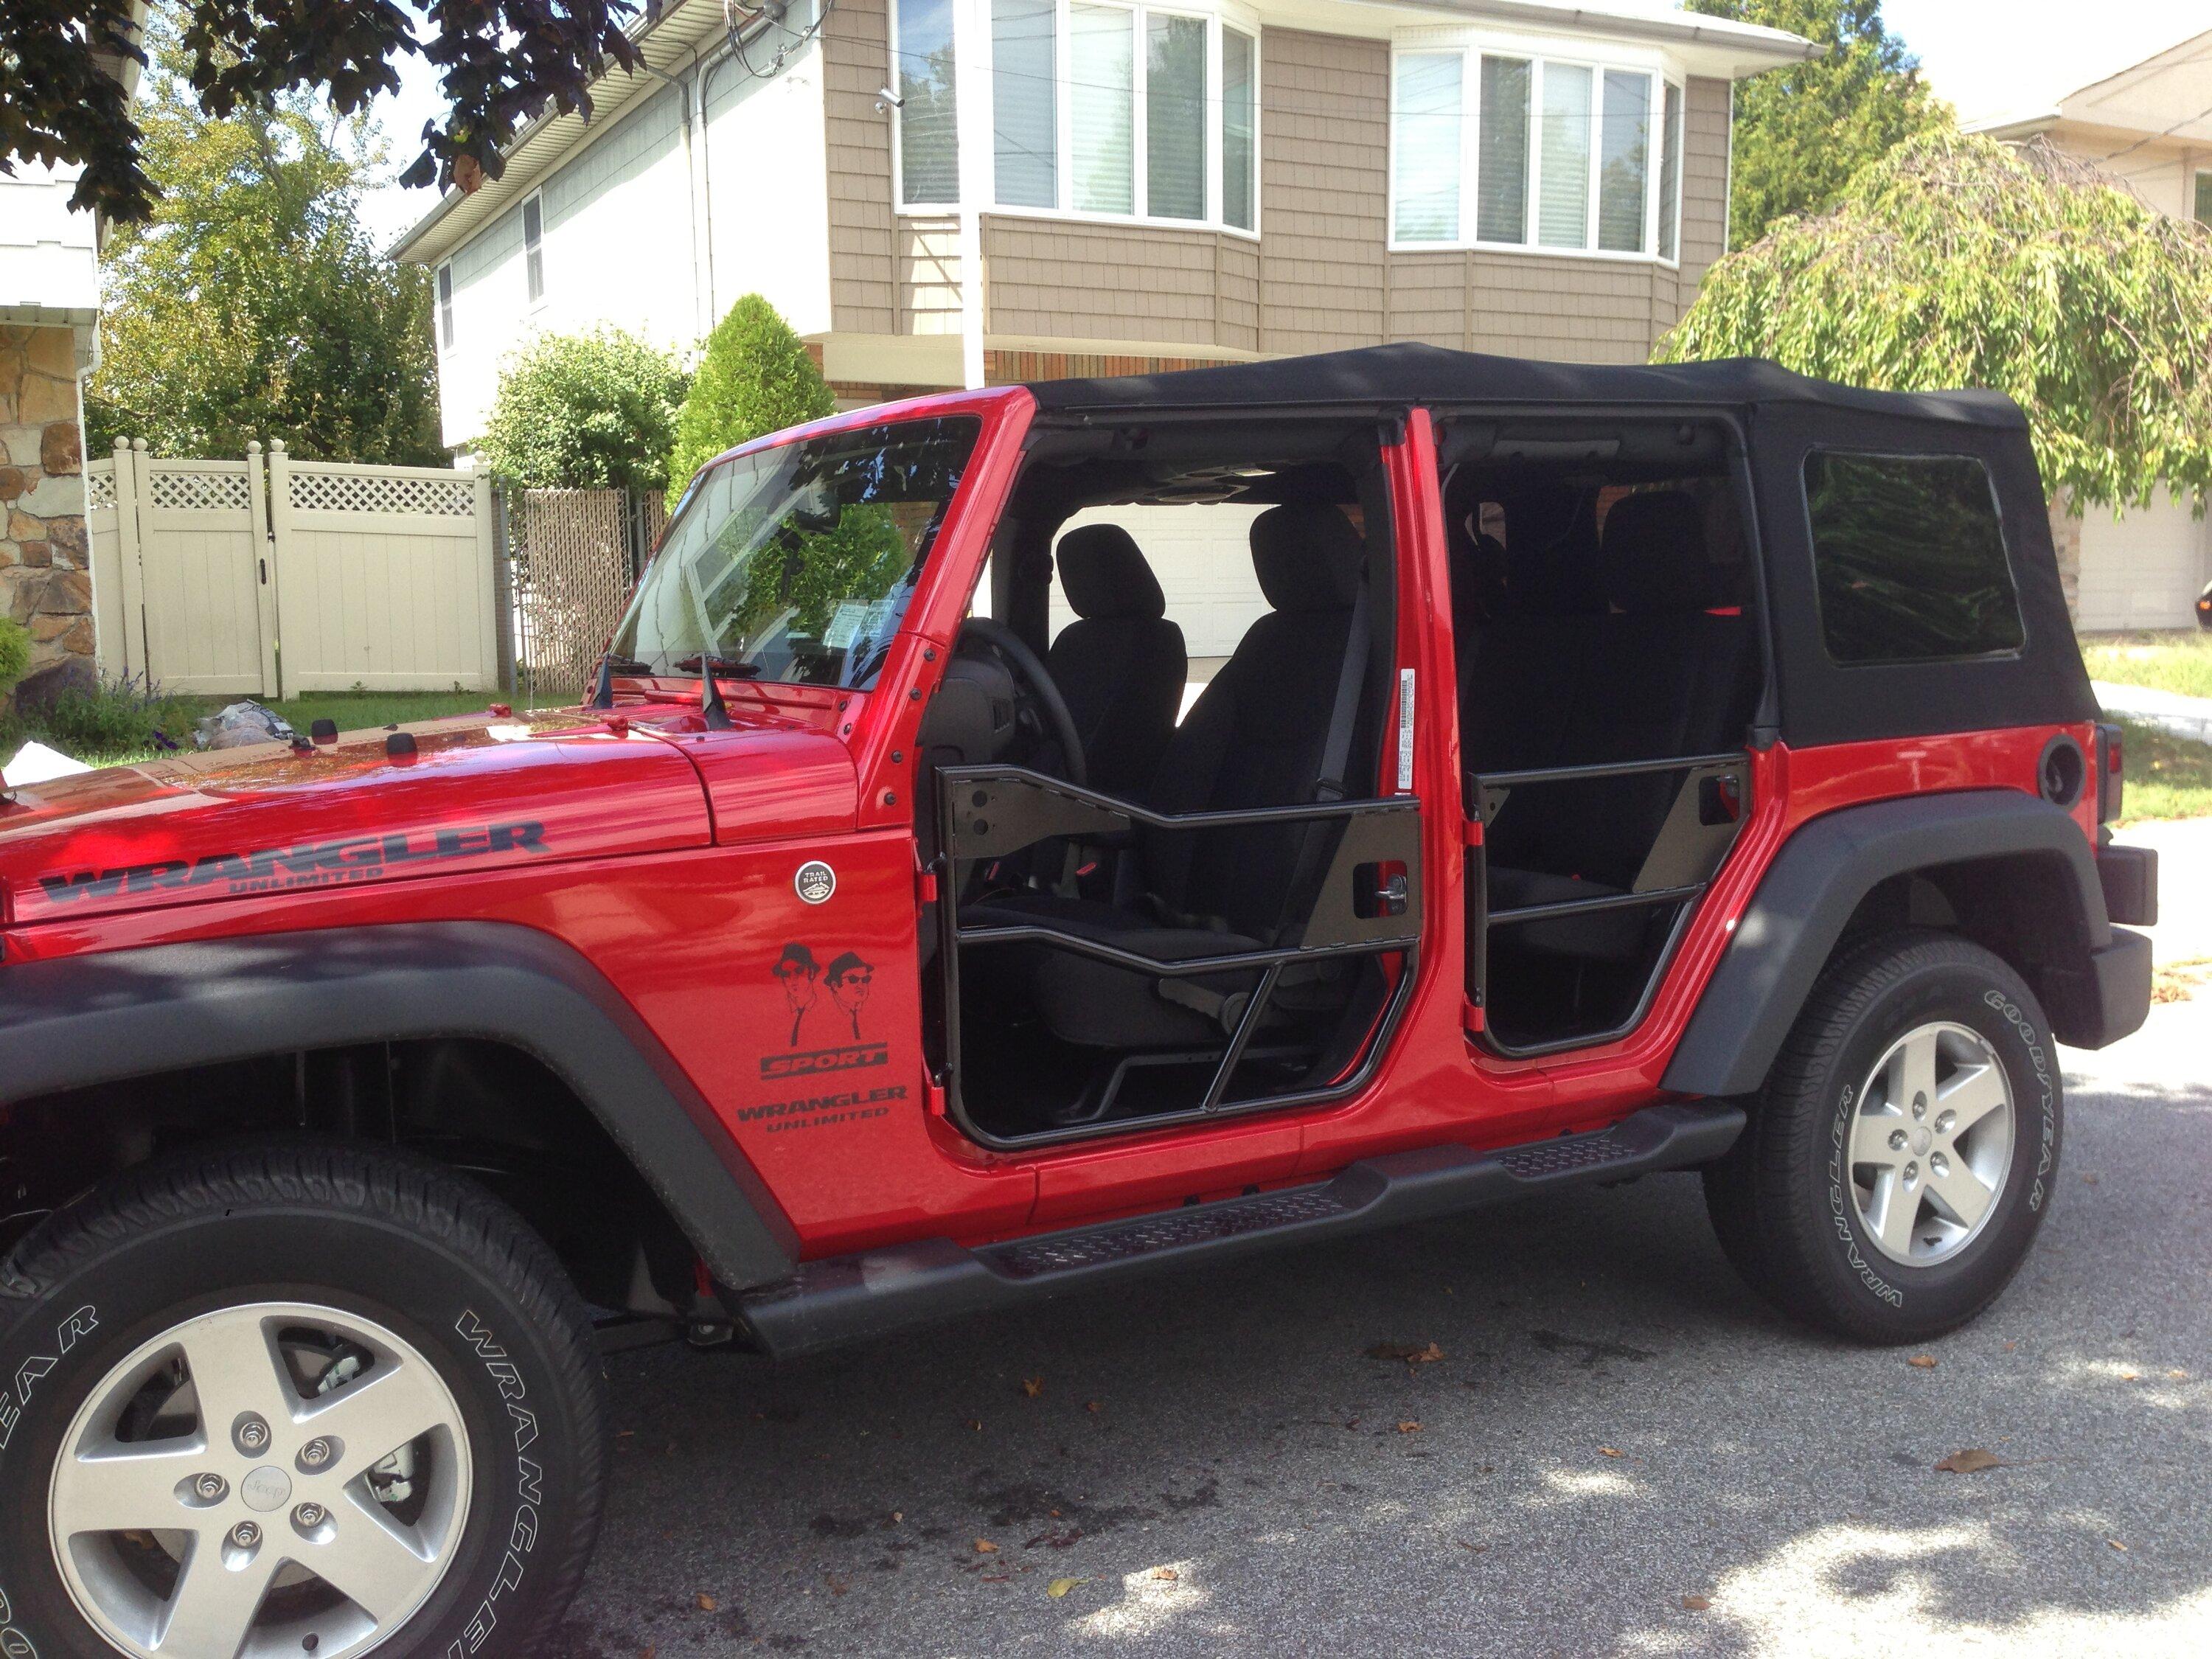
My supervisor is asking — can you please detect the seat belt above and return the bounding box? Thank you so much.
[1266,578,1374,947]
[1314,579,1372,804]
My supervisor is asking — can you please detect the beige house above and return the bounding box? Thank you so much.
[1972,29,2212,632]
[394,0,1814,445]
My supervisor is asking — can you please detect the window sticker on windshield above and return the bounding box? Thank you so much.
[821,601,871,650]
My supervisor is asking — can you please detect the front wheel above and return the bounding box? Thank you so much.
[1703,930,2062,1344]
[0,1143,608,1658]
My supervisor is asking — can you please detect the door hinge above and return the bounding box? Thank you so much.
[925,1073,948,1116]
[917,866,939,905]
[1463,995,1485,1034]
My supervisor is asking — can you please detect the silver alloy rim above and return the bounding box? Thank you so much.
[1848,1020,2015,1266]
[49,1301,472,1659]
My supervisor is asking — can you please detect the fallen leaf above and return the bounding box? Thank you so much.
[2168,1369,2189,1380]
[1935,1448,2003,1474]
[2004,1341,2018,1352]
[1456,1540,1487,1554]
[1368,1340,1445,1367]
[695,1593,717,1613]
[1397,1420,1422,1434]
[1599,1446,1624,1458]
[2119,1371,2140,1382]
[1682,1596,1711,1611]
[2110,1539,2129,1552]
[1085,1400,1102,1413]
[2082,1173,2100,1186]
[1047,1577,1083,1599]
[1152,1566,1179,1581]
[975,1539,998,1554]
[1907,1354,1938,1369]
[1021,1376,1043,1398]
[969,1419,984,1432]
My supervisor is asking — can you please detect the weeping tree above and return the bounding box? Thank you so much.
[1658,133,2212,524]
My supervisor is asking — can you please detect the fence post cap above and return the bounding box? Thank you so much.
[270,437,287,453]
[112,437,129,455]
[131,437,146,451]
[248,439,261,453]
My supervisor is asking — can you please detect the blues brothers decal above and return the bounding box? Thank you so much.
[747,940,902,1132]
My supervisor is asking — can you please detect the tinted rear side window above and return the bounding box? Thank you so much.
[1804,452,2025,665]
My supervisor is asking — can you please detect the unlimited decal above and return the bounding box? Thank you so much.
[749,939,900,1130]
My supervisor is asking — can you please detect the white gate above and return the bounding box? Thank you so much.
[268,446,497,692]
[86,438,498,696]
[88,440,274,692]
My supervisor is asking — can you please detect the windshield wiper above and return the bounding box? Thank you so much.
[671,653,762,678]
[602,654,655,675]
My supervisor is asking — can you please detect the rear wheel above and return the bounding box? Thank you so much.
[0,1143,608,1658]
[1703,931,2062,1343]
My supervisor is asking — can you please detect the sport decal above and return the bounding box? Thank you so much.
[757,940,895,1128]
[29,821,549,911]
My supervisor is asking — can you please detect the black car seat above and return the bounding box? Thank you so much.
[1459,482,1604,778]
[962,503,1369,1048]
[1484,488,1753,959]
[1047,525,1188,799]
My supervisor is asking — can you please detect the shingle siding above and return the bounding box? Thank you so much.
[825,0,897,333]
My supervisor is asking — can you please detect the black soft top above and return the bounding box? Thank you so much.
[1027,342,2026,429]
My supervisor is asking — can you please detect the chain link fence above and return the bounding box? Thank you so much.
[499,487,668,700]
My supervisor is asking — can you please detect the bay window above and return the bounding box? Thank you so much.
[1391,44,1683,260]
[899,0,1257,232]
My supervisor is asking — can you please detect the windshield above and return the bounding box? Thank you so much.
[611,415,980,689]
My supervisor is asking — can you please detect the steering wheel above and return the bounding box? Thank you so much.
[956,616,1087,789]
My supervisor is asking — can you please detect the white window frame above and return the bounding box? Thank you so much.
[894,0,1261,238]
[521,189,547,307]
[435,261,455,350]
[1387,31,1681,266]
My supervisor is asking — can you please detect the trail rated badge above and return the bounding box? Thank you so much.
[794,860,836,904]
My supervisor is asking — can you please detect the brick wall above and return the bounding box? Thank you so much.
[0,324,94,698]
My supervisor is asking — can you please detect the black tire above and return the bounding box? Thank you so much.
[1703,929,2062,1344]
[0,1142,608,1658]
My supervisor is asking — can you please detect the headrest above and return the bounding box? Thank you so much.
[1599,490,1710,615]
[1056,524,1166,620]
[1501,484,1602,616]
[1250,504,1364,612]
[1448,531,1509,633]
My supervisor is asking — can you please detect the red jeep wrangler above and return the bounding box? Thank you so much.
[0,345,2156,1656]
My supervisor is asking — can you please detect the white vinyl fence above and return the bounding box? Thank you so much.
[86,439,498,697]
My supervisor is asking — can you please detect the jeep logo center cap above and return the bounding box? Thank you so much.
[795,860,836,904]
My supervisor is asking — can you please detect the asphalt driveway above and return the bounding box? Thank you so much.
[554,998,2211,1658]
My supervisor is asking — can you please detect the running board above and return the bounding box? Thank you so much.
[732,1102,1743,1359]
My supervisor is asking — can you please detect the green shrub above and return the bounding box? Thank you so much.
[32,675,194,762]
[0,619,30,693]
[665,294,835,512]
[478,328,689,493]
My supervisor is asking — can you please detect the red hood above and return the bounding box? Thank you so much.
[0,703,855,926]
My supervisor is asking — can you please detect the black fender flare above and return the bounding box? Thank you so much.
[1663,789,2136,1099]
[0,920,798,1289]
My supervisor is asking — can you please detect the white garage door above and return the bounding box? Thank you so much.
[1050,504,1271,675]
[2076,495,2208,632]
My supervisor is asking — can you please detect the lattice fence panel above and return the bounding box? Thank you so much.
[84,463,116,511]
[509,488,636,698]
[289,467,476,517]
[146,466,252,512]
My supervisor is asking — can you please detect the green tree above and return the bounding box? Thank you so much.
[1656,132,2212,512]
[1686,0,1950,250]
[664,295,835,512]
[82,24,442,464]
[477,329,687,492]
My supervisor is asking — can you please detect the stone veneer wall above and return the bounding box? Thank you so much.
[0,324,96,697]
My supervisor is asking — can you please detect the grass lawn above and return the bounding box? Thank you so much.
[2080,630,2212,700]
[2115,715,2212,823]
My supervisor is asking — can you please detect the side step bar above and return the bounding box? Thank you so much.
[733,1101,1744,1359]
